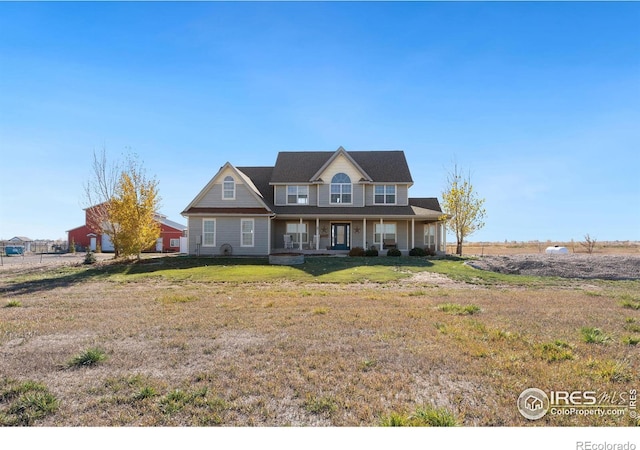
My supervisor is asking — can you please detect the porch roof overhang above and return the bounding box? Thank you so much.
[273,205,443,221]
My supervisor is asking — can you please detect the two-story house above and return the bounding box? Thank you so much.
[182,147,446,256]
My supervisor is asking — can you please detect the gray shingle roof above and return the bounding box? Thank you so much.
[409,197,443,213]
[236,166,275,207]
[270,150,413,183]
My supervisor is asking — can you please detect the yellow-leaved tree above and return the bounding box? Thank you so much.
[441,163,486,256]
[108,157,161,260]
[84,149,161,259]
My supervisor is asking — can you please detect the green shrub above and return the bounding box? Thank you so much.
[387,248,402,257]
[83,251,97,265]
[365,248,378,257]
[409,247,427,257]
[67,347,107,368]
[348,247,365,257]
[4,300,22,308]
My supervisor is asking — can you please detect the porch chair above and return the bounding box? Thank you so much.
[283,234,294,249]
[383,239,397,250]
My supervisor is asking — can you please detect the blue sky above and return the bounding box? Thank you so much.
[1,2,638,243]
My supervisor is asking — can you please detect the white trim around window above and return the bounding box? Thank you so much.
[374,185,397,205]
[330,173,352,204]
[424,223,436,248]
[202,218,216,247]
[374,222,397,246]
[287,185,309,205]
[241,218,255,247]
[169,238,180,248]
[223,176,235,200]
[286,222,308,244]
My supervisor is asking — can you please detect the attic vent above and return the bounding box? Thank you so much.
[220,243,233,256]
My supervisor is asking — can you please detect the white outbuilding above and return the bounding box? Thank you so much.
[545,246,569,254]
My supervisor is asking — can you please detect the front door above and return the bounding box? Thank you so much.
[331,223,350,250]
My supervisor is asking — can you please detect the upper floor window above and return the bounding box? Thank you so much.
[223,176,235,199]
[330,173,352,204]
[287,185,309,204]
[374,185,396,204]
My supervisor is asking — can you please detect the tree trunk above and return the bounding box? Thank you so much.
[456,241,463,256]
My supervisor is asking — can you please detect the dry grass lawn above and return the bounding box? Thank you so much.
[1,256,638,426]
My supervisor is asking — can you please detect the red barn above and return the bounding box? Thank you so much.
[67,204,187,253]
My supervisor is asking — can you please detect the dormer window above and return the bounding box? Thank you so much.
[223,176,235,199]
[330,173,352,204]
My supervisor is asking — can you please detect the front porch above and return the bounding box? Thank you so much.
[271,217,446,254]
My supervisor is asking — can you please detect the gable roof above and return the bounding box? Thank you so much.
[182,162,272,215]
[270,148,413,184]
[309,146,373,182]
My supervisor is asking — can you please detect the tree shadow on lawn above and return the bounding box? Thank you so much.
[0,255,442,296]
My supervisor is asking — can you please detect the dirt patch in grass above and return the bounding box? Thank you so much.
[468,254,640,280]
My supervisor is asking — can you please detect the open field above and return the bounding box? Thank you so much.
[1,255,639,426]
[453,241,640,256]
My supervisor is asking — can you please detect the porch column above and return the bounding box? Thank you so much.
[363,218,367,249]
[380,218,384,248]
[267,217,272,254]
[411,219,415,250]
[299,218,303,250]
[316,218,320,250]
[440,222,446,253]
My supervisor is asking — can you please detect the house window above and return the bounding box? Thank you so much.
[241,219,254,247]
[286,222,308,244]
[424,223,436,248]
[169,238,180,248]
[330,173,352,204]
[223,176,235,199]
[374,223,396,246]
[374,185,396,204]
[203,219,216,246]
[287,185,309,204]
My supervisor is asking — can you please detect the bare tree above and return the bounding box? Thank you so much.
[580,233,597,254]
[84,148,120,256]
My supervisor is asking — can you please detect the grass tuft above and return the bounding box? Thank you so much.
[0,379,59,426]
[157,294,199,304]
[437,303,481,315]
[303,394,337,416]
[622,336,640,346]
[4,300,22,308]
[67,347,107,368]
[619,294,640,310]
[535,340,574,362]
[580,327,611,344]
[380,404,458,427]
